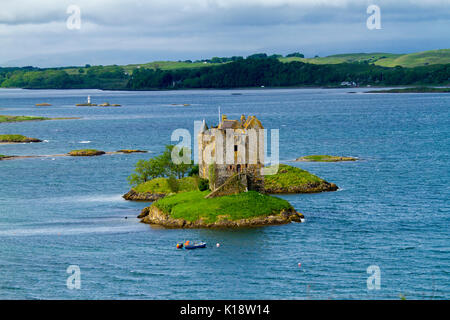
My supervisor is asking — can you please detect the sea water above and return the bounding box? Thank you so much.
[0,88,448,299]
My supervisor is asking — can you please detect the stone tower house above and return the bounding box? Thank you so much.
[198,114,265,192]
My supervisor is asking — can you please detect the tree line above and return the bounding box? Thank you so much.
[127,58,450,89]
[1,56,449,90]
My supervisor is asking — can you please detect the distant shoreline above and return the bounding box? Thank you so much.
[3,85,447,93]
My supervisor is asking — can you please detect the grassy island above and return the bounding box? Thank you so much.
[126,164,339,201]
[68,149,105,156]
[124,176,200,201]
[295,155,357,162]
[0,115,80,123]
[0,134,41,143]
[140,190,304,228]
[264,164,338,193]
[0,115,49,123]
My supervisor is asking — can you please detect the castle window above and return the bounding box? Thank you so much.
[234,145,238,152]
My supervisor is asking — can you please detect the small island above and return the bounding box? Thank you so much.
[264,164,338,193]
[116,149,147,154]
[0,115,80,123]
[0,134,42,144]
[35,103,52,106]
[296,155,358,162]
[68,149,106,156]
[139,190,303,228]
[0,115,49,123]
[124,176,198,201]
[126,115,338,229]
[0,154,12,160]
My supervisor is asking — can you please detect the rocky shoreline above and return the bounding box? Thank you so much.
[264,181,338,194]
[123,189,166,202]
[139,205,304,228]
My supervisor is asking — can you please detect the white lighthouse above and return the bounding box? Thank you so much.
[87,95,91,104]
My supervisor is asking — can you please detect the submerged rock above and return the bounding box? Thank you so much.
[296,155,358,162]
[116,149,147,154]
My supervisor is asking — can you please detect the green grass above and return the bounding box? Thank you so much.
[279,53,400,65]
[68,149,105,156]
[0,115,49,123]
[133,177,198,194]
[279,49,450,68]
[374,49,450,67]
[296,155,357,162]
[0,154,9,159]
[153,190,292,223]
[264,164,323,190]
[0,134,40,143]
[122,61,226,73]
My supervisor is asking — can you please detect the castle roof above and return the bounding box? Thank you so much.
[217,114,264,130]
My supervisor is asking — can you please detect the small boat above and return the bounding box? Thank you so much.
[184,241,206,250]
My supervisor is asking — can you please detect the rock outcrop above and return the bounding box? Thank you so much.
[123,189,166,202]
[264,181,338,194]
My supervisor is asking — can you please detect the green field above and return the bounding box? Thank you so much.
[153,190,292,223]
[60,49,449,75]
[279,49,450,68]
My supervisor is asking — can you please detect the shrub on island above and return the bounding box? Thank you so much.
[68,149,105,156]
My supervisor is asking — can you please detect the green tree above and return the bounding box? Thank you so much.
[127,157,166,186]
[127,145,193,186]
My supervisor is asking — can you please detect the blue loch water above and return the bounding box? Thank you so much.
[0,88,448,299]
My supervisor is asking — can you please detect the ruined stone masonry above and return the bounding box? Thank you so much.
[198,114,265,194]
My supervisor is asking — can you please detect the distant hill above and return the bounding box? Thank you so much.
[279,49,450,68]
[1,49,449,90]
[60,49,449,74]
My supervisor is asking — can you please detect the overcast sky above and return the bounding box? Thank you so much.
[1,0,449,67]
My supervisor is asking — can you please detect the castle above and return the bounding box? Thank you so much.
[198,114,265,193]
